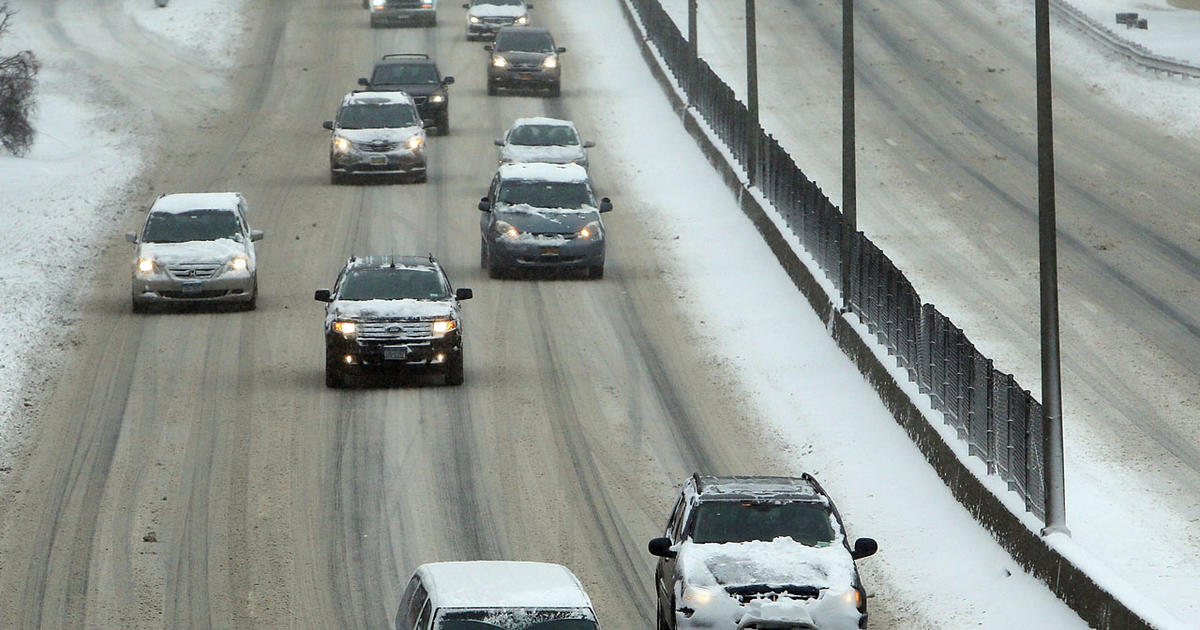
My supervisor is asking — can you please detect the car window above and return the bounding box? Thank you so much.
[666,493,687,539]
[142,209,242,243]
[338,268,450,301]
[338,103,420,129]
[373,64,440,85]
[473,0,524,5]
[436,608,599,630]
[509,125,579,147]
[688,501,836,546]
[497,181,594,209]
[415,600,433,630]
[495,30,554,53]
[396,577,426,630]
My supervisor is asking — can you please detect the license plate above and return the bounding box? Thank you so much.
[519,73,533,81]
[383,346,408,361]
[540,247,560,256]
[181,281,203,295]
[369,156,388,166]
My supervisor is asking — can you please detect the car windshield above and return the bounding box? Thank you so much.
[495,30,555,53]
[498,181,593,209]
[509,125,579,147]
[473,0,524,4]
[142,209,241,243]
[437,608,599,630]
[372,63,440,85]
[337,267,448,301]
[337,103,419,129]
[689,501,836,546]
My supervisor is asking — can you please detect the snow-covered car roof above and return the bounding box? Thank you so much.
[418,561,594,610]
[149,192,243,215]
[341,90,416,107]
[497,162,589,183]
[693,474,828,504]
[509,117,577,130]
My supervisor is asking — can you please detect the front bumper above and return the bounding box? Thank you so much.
[331,148,426,177]
[370,8,436,26]
[488,65,560,89]
[132,271,256,304]
[488,235,604,270]
[326,332,460,372]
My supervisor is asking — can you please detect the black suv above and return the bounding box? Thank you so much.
[359,54,454,135]
[315,255,472,387]
[648,474,878,630]
[485,26,565,96]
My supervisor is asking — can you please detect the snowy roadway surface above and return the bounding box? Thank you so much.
[0,0,1155,627]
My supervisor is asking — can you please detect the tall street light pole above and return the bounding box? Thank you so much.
[746,0,759,186]
[840,0,856,310]
[688,0,698,102]
[1035,0,1069,536]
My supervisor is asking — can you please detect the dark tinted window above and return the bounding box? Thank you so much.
[497,181,594,209]
[143,209,241,243]
[373,64,440,85]
[509,125,579,147]
[338,268,449,301]
[436,609,599,630]
[495,30,555,53]
[689,501,836,546]
[338,103,419,129]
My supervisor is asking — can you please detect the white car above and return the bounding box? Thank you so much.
[126,192,262,312]
[494,117,594,169]
[463,0,531,40]
[394,561,602,630]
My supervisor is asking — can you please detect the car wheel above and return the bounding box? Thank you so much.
[444,349,464,386]
[243,281,258,311]
[487,82,498,96]
[325,359,346,388]
[412,171,428,184]
[588,265,604,280]
[330,171,344,185]
[132,299,148,314]
[549,83,561,98]
[480,240,488,269]
[487,257,505,279]
[437,115,450,136]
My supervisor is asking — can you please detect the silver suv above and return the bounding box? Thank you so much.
[323,91,429,184]
[126,192,263,312]
[463,0,532,40]
[495,117,594,168]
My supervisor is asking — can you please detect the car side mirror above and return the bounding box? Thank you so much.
[423,119,438,132]
[462,2,469,7]
[494,138,505,146]
[599,197,613,213]
[250,230,264,242]
[314,289,332,303]
[851,537,878,560]
[357,77,370,87]
[583,140,595,148]
[556,47,567,54]
[478,197,492,212]
[483,44,494,52]
[526,3,534,8]
[455,288,473,301]
[647,537,676,558]
[442,76,455,85]
[125,231,138,244]
[322,121,334,130]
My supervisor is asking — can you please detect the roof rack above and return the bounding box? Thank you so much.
[427,252,437,263]
[381,53,431,60]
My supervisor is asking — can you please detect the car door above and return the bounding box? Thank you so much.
[656,492,689,625]
[480,174,501,239]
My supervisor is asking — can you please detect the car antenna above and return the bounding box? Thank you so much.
[389,255,396,268]
[428,252,436,263]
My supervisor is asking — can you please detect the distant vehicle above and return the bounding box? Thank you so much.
[478,163,611,279]
[126,192,263,312]
[495,117,594,169]
[462,0,531,40]
[484,26,565,97]
[358,54,455,135]
[366,0,438,28]
[323,91,429,184]
[394,561,602,630]
[315,255,471,387]
[648,474,879,630]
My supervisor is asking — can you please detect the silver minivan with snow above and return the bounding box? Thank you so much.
[126,192,263,312]
[494,117,594,169]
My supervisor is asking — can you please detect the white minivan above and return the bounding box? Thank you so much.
[394,561,601,630]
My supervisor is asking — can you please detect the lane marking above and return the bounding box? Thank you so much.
[949,192,964,202]
[916,162,930,173]
[885,137,898,147]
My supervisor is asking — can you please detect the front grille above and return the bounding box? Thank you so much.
[354,140,400,152]
[531,232,578,240]
[357,321,432,342]
[412,96,428,105]
[384,0,428,8]
[723,585,822,605]
[509,62,541,71]
[484,17,515,24]
[168,263,220,279]
[160,289,229,299]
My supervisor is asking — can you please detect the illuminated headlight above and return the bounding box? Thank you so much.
[430,93,446,103]
[332,136,351,153]
[230,256,249,271]
[492,55,508,68]
[578,221,601,240]
[136,257,156,274]
[333,321,357,337]
[431,319,458,336]
[542,55,558,69]
[370,0,385,9]
[495,221,520,239]
[515,15,528,24]
[407,135,424,151]
[838,589,863,610]
[682,585,714,606]
[469,15,481,23]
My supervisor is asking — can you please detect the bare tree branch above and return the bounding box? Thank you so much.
[0,3,40,156]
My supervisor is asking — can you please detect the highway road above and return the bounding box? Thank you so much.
[0,1,924,628]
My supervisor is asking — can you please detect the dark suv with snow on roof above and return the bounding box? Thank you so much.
[648,474,878,630]
[315,255,472,387]
[359,54,454,135]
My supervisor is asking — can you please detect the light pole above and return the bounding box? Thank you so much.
[688,0,698,102]
[746,0,759,186]
[839,0,856,310]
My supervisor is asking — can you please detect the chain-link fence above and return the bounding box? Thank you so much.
[628,0,1046,521]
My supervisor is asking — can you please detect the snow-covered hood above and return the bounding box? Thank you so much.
[494,204,599,233]
[500,144,585,165]
[678,538,857,591]
[138,238,248,265]
[334,127,422,145]
[468,4,527,18]
[328,298,456,323]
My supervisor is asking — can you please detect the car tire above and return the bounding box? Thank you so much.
[444,349,464,386]
[437,115,450,136]
[243,281,258,311]
[330,171,344,185]
[325,360,346,389]
[588,265,604,280]
[487,258,505,279]
[487,82,498,96]
[480,240,488,269]
[132,299,148,314]
[413,171,428,184]
[549,83,561,98]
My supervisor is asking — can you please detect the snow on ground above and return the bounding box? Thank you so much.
[1063,0,1200,65]
[120,0,247,69]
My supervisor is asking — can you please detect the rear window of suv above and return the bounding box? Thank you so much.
[689,501,836,546]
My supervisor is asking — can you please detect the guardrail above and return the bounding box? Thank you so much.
[1051,0,1200,78]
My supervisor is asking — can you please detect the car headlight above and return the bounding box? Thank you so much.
[469,15,481,23]
[542,55,558,69]
[230,256,249,271]
[430,93,446,103]
[136,257,156,274]
[495,220,520,239]
[407,135,424,151]
[431,319,458,336]
[492,55,508,68]
[515,15,528,24]
[682,585,714,606]
[332,136,351,153]
[370,0,385,9]
[333,321,357,337]
[578,221,601,240]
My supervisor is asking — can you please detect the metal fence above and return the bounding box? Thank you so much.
[627,0,1047,520]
